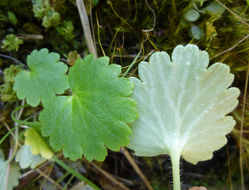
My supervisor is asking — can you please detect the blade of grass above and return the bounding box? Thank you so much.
[0,125,18,145]
[210,34,249,60]
[52,156,101,190]
[96,11,106,56]
[106,0,130,26]
[62,175,74,190]
[122,51,141,77]
[215,0,249,28]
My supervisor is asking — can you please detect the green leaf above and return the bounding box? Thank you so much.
[190,24,204,40]
[203,2,225,16]
[0,150,21,190]
[199,0,206,6]
[15,145,45,169]
[13,49,69,107]
[7,11,18,25]
[183,9,200,22]
[24,128,53,159]
[39,55,138,161]
[128,44,239,164]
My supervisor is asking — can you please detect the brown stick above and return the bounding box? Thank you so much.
[238,62,249,190]
[121,147,154,190]
[18,34,44,40]
[215,0,249,28]
[210,34,249,60]
[76,0,97,57]
[90,162,130,190]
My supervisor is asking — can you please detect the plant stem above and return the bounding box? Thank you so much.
[170,153,181,190]
[11,104,40,127]
[171,0,177,16]
[122,50,141,77]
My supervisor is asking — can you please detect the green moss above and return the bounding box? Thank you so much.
[33,0,61,28]
[1,34,23,51]
[0,65,22,102]
[56,20,74,40]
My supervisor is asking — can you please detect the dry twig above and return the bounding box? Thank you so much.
[238,62,249,190]
[215,0,249,28]
[210,34,249,60]
[76,0,97,57]
[90,162,130,190]
[121,147,154,190]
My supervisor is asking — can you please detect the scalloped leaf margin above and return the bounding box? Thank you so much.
[128,44,240,164]
[13,48,69,107]
[39,55,138,161]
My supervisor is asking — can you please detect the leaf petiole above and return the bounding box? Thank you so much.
[170,153,181,190]
[11,104,40,127]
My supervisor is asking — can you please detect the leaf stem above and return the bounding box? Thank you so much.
[11,104,40,127]
[0,53,28,69]
[52,156,101,190]
[170,153,181,190]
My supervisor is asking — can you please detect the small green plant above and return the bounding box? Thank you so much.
[180,1,225,40]
[13,48,138,161]
[10,44,240,189]
[32,0,60,28]
[9,48,138,189]
[0,65,22,102]
[1,34,23,51]
[127,44,240,190]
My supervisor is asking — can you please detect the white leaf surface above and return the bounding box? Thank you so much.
[128,44,240,164]
[15,145,45,169]
[0,150,21,190]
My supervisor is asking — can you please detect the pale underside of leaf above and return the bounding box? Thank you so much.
[15,145,45,169]
[40,55,138,161]
[128,44,240,164]
[0,150,21,190]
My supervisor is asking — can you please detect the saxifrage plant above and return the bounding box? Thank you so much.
[128,44,240,190]
[11,44,239,190]
[13,48,138,162]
